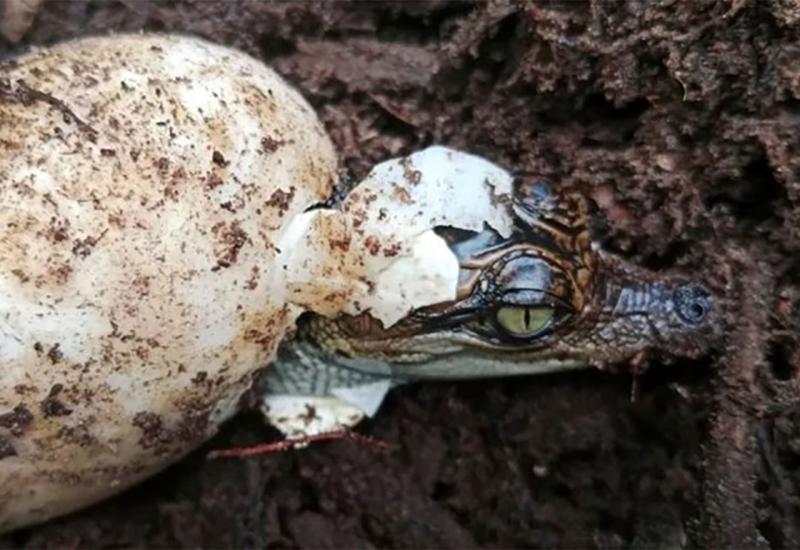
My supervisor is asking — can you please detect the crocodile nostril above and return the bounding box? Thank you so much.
[673,283,711,325]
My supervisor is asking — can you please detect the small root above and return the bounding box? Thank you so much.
[208,430,392,459]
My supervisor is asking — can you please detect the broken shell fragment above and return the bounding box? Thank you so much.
[282,146,516,326]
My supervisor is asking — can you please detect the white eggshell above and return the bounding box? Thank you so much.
[261,394,368,439]
[282,146,515,326]
[0,33,336,531]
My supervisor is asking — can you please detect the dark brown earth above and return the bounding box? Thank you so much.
[1,0,799,548]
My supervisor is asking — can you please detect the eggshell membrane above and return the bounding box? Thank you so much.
[282,146,515,326]
[0,34,336,531]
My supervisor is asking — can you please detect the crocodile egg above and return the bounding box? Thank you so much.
[0,33,336,531]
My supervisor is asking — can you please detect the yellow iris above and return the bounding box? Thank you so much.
[495,306,554,337]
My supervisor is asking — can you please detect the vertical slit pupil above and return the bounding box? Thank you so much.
[524,307,531,329]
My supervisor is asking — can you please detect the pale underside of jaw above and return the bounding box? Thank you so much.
[265,146,525,437]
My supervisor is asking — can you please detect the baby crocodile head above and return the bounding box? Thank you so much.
[298,179,718,380]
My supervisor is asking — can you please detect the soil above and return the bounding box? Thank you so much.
[1,0,799,548]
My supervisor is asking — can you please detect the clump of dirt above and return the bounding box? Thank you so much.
[1,1,799,548]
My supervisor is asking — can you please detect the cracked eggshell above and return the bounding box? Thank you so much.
[283,146,514,326]
[0,34,336,532]
[261,377,392,438]
[261,394,370,439]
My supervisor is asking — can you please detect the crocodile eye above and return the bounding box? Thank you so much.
[495,306,554,338]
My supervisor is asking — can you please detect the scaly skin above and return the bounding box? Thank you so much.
[296,178,719,380]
